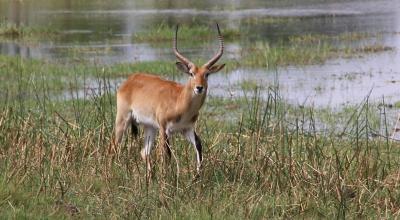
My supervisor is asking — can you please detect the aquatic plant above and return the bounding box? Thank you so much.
[0,21,58,42]
[132,23,241,42]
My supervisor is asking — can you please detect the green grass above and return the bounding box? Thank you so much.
[1,59,400,218]
[0,21,59,43]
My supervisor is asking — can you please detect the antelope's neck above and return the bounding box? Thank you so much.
[178,82,206,117]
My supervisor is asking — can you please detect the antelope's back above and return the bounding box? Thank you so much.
[117,73,182,111]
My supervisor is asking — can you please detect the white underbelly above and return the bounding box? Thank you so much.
[131,109,195,133]
[131,109,159,128]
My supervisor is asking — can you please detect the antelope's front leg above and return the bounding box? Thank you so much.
[158,127,172,162]
[184,129,203,174]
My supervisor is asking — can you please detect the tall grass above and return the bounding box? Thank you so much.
[0,61,399,219]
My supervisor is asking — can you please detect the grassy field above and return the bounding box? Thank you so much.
[1,56,400,219]
[1,26,400,218]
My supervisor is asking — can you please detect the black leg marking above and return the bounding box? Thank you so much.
[175,114,182,123]
[131,121,139,138]
[194,132,203,162]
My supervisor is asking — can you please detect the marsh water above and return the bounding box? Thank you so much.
[1,0,400,108]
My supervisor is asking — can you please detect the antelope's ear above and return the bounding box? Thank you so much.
[207,64,225,74]
[176,62,191,75]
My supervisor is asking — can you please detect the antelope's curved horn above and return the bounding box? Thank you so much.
[173,25,194,68]
[203,23,224,68]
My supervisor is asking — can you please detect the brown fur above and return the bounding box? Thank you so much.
[116,72,206,128]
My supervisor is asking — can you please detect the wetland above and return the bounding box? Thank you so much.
[1,0,400,218]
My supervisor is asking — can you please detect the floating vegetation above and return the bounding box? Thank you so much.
[0,21,59,43]
[241,16,299,25]
[238,79,259,91]
[237,37,394,68]
[288,32,382,44]
[133,23,241,42]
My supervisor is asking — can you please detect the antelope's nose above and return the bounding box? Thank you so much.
[195,86,204,94]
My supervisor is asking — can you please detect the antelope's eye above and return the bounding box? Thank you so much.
[205,73,210,78]
[189,71,194,77]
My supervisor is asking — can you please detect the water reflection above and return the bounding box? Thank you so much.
[209,50,400,107]
[1,0,399,63]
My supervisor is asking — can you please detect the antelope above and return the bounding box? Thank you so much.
[114,24,225,174]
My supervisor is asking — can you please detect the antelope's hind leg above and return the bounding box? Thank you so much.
[115,106,132,145]
[141,126,156,174]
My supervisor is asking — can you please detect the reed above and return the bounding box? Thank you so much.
[0,62,399,218]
